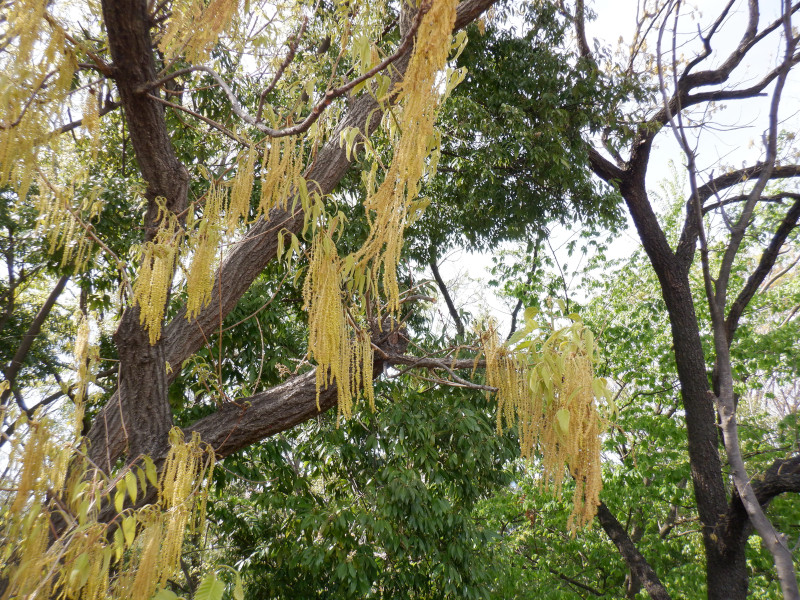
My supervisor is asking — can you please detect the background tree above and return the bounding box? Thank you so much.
[568,0,800,597]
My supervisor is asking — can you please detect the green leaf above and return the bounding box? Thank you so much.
[196,572,225,600]
[523,306,539,323]
[233,573,245,600]
[122,515,136,547]
[556,408,570,436]
[125,470,137,504]
[69,552,91,590]
[152,589,179,600]
[143,456,158,487]
[114,488,125,514]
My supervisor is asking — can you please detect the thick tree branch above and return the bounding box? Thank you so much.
[718,454,800,588]
[101,0,190,462]
[187,327,407,457]
[596,502,672,600]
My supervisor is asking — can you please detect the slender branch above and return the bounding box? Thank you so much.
[675,164,800,267]
[384,353,494,392]
[679,0,736,79]
[507,238,541,341]
[146,93,245,143]
[702,192,797,215]
[255,17,308,123]
[50,15,113,76]
[429,258,464,337]
[548,567,604,597]
[0,275,69,407]
[139,2,430,139]
[55,99,121,135]
[725,195,800,344]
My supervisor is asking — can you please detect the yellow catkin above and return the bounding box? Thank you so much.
[186,183,225,320]
[33,182,93,273]
[159,0,240,63]
[300,0,460,418]
[481,320,605,532]
[348,0,459,314]
[228,144,255,231]
[303,231,350,411]
[259,136,301,214]
[0,419,214,599]
[9,420,48,515]
[73,313,94,436]
[128,519,162,600]
[132,211,182,344]
[0,8,77,199]
[82,88,101,161]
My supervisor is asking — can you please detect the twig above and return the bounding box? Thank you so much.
[138,0,431,139]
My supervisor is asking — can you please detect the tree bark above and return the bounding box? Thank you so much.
[100,0,190,463]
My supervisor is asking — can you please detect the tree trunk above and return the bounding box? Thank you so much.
[622,181,748,599]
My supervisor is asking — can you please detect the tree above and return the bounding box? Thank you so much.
[569,0,800,597]
[3,0,799,598]
[0,0,496,481]
[1,0,612,597]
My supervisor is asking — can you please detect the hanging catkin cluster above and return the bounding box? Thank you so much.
[158,0,241,63]
[349,0,460,314]
[481,315,605,531]
[303,229,375,418]
[302,0,460,417]
[260,135,306,215]
[0,423,214,600]
[132,209,183,344]
[0,2,77,202]
[34,180,95,271]
[185,182,226,321]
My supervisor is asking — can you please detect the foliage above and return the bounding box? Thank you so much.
[0,422,214,600]
[210,383,518,599]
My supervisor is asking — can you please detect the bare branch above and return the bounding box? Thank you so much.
[702,191,797,215]
[707,1,800,593]
[146,93,245,144]
[725,194,800,343]
[139,2,431,139]
[429,258,465,337]
[255,16,308,123]
[55,99,121,135]
[675,164,800,267]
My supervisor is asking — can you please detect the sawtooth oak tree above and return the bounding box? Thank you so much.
[0,0,612,597]
[2,0,799,598]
